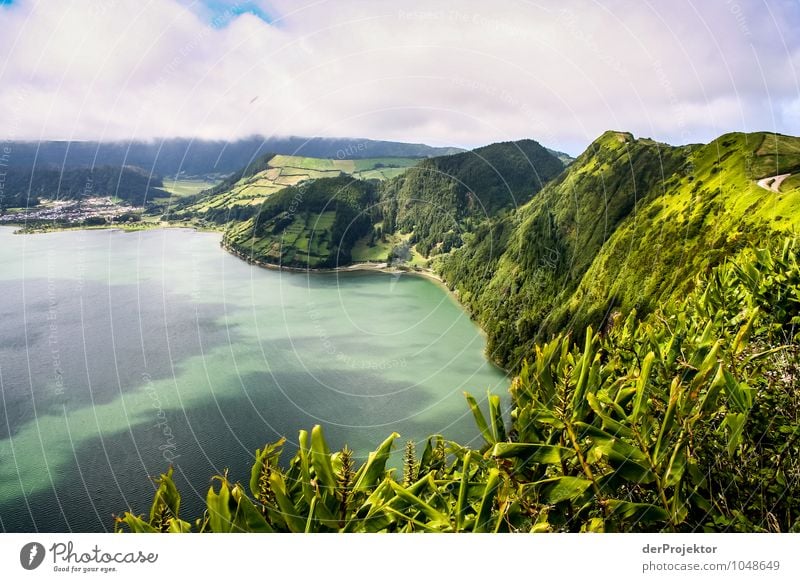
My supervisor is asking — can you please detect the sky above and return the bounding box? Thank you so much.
[0,0,798,155]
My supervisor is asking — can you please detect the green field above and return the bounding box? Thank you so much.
[161,178,220,197]
[351,227,393,262]
[186,155,419,216]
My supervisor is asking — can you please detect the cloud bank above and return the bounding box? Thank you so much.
[0,0,798,153]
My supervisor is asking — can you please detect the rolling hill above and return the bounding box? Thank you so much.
[177,154,419,223]
[1,137,462,177]
[439,130,800,368]
[223,176,378,268]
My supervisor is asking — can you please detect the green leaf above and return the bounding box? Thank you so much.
[353,432,400,492]
[230,485,274,532]
[535,476,593,504]
[586,392,635,438]
[149,467,181,525]
[387,480,450,526]
[269,472,305,533]
[631,351,655,423]
[473,468,501,532]
[455,451,472,532]
[491,442,574,464]
[488,393,507,443]
[310,425,338,491]
[206,478,233,533]
[116,513,158,533]
[166,518,192,533]
[607,500,669,524]
[722,371,753,413]
[465,392,495,445]
[654,378,682,461]
[720,412,746,457]
[570,327,596,419]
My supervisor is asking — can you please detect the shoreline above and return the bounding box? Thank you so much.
[222,239,503,369]
[2,220,224,235]
[221,239,448,285]
[3,223,502,371]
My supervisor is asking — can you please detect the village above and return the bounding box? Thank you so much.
[0,196,139,225]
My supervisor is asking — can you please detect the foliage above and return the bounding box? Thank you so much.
[379,139,564,257]
[118,240,800,532]
[440,131,800,370]
[175,154,418,220]
[222,176,379,268]
[0,165,167,209]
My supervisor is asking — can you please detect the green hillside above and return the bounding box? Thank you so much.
[212,140,564,271]
[380,139,565,256]
[173,154,418,223]
[117,129,800,534]
[0,165,168,209]
[439,131,800,369]
[223,176,378,268]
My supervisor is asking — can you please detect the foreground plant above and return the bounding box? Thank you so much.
[117,240,800,533]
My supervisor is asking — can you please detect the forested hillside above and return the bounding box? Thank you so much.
[196,130,800,373]
[1,137,462,176]
[439,131,800,369]
[174,153,418,223]
[0,165,167,209]
[380,139,565,256]
[223,176,379,268]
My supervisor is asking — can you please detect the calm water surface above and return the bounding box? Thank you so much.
[0,227,507,531]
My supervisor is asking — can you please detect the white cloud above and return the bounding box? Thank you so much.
[0,0,798,153]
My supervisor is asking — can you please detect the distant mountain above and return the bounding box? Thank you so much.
[174,154,420,223]
[0,165,167,209]
[1,137,464,177]
[545,147,576,166]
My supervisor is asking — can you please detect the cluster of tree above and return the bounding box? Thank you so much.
[118,239,800,532]
[0,165,167,208]
[379,139,565,257]
[225,176,379,268]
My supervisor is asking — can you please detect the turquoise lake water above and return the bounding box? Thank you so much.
[0,227,507,531]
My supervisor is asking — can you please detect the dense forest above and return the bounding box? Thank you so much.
[215,140,566,271]
[223,176,379,268]
[0,165,167,208]
[439,131,800,369]
[380,139,565,256]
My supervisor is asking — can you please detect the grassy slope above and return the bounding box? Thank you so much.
[223,176,378,269]
[183,154,418,218]
[440,131,800,369]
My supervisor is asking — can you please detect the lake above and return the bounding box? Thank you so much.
[0,227,507,532]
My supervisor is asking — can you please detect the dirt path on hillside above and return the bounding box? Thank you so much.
[756,173,791,192]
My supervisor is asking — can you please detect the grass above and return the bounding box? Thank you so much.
[750,132,800,179]
[185,156,419,215]
[780,174,800,192]
[351,232,392,262]
[161,178,219,197]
